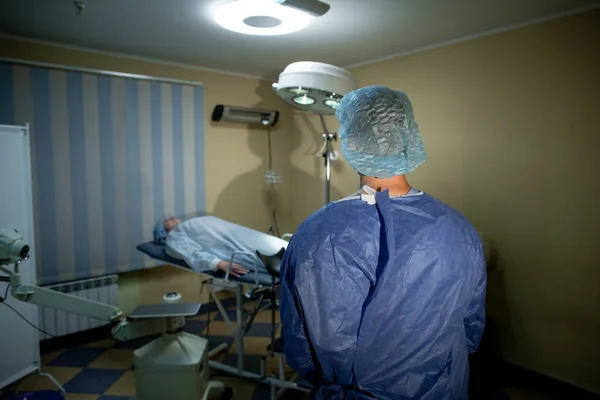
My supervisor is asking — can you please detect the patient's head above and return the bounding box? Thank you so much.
[153,217,182,244]
[163,217,181,231]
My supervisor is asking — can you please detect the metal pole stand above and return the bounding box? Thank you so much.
[319,114,337,204]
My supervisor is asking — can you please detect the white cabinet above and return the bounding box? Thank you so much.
[0,124,41,389]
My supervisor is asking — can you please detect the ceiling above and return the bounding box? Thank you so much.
[1,0,598,79]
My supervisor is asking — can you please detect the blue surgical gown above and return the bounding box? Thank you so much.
[280,190,486,400]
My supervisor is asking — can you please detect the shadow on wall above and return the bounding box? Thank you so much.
[286,108,346,229]
[212,80,343,234]
[211,119,286,233]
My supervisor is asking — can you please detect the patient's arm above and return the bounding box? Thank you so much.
[165,229,221,272]
[216,260,249,278]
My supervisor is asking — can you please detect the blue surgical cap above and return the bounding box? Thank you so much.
[336,86,427,178]
[153,220,168,244]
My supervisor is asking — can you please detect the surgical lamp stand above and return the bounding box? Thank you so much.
[0,227,228,400]
[319,114,337,205]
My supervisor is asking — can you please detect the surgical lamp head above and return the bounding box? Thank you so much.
[273,61,357,115]
[0,228,30,266]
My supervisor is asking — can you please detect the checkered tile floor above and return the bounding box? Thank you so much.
[1,301,308,400]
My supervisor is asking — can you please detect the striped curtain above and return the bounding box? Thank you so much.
[0,61,205,285]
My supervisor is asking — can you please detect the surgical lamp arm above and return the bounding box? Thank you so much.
[0,228,189,342]
[2,261,188,342]
[0,263,123,321]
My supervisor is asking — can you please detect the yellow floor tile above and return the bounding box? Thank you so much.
[16,367,81,391]
[104,370,135,397]
[40,366,83,385]
[206,321,238,336]
[41,351,63,365]
[216,290,237,300]
[265,355,295,376]
[88,349,134,370]
[65,395,99,400]
[229,337,271,355]
[83,338,116,348]
[215,377,257,400]
[209,350,229,364]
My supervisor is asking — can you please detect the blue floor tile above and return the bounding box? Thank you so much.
[112,334,160,349]
[47,347,106,367]
[183,320,207,335]
[213,308,251,322]
[251,384,272,400]
[197,296,238,315]
[63,369,125,395]
[251,383,307,400]
[207,335,235,352]
[5,390,64,400]
[247,322,278,338]
[214,354,264,376]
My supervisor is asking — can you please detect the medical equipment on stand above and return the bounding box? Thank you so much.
[273,61,357,204]
[211,103,283,237]
[315,116,340,205]
[265,125,282,237]
[137,236,311,400]
[0,228,229,400]
[211,105,280,127]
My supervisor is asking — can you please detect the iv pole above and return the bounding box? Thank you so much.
[319,114,337,204]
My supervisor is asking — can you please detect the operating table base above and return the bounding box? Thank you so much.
[205,280,311,399]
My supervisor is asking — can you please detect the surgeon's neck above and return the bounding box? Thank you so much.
[360,174,411,196]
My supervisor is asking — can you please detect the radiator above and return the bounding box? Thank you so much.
[38,275,119,340]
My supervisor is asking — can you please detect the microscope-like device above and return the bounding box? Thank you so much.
[0,228,229,400]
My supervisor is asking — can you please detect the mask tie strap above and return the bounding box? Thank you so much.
[361,185,378,205]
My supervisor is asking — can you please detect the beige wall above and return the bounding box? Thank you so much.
[0,37,294,309]
[289,8,600,393]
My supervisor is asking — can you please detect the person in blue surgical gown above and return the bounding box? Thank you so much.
[280,86,487,399]
[153,215,288,277]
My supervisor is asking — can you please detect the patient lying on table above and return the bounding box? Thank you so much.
[153,216,288,277]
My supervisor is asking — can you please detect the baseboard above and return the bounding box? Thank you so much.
[468,349,600,400]
[500,361,600,399]
[40,324,114,354]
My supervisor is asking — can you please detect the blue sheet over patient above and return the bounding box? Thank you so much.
[165,216,289,274]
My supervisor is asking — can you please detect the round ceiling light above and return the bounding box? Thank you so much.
[213,0,312,36]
